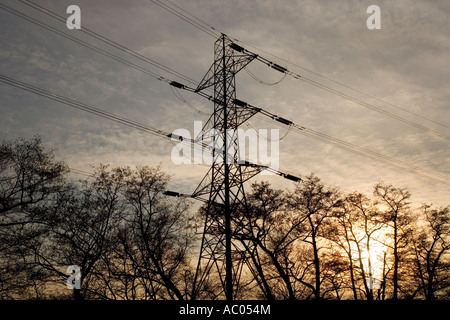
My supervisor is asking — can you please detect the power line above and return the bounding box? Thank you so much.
[69,168,93,177]
[148,1,450,132]
[17,0,202,88]
[300,128,450,184]
[253,112,450,185]
[244,121,292,141]
[235,45,450,141]
[171,79,450,185]
[15,0,447,143]
[0,74,283,174]
[244,66,288,86]
[165,0,219,35]
[169,85,209,115]
[0,74,173,140]
[233,38,450,130]
[0,3,162,80]
[148,0,219,38]
[171,78,450,185]
[1,2,204,89]
[297,76,450,141]
[4,3,448,185]
[0,74,227,159]
[15,0,219,98]
[0,74,226,167]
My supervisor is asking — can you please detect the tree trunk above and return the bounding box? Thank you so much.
[309,217,321,300]
[255,238,295,299]
[393,218,399,300]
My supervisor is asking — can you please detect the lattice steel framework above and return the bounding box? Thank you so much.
[191,34,260,300]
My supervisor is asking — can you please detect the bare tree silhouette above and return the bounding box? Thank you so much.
[0,136,68,298]
[1,137,449,301]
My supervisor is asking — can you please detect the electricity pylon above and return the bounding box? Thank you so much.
[191,34,261,300]
[164,34,301,299]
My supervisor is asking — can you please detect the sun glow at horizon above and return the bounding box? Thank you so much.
[345,227,392,290]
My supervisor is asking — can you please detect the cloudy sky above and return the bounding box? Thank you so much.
[1,0,449,207]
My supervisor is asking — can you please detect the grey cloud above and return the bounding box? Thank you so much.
[0,0,448,206]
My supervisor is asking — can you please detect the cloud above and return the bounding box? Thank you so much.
[0,0,449,207]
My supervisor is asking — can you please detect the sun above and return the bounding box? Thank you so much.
[358,228,392,290]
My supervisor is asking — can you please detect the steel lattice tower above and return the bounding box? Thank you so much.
[191,34,261,300]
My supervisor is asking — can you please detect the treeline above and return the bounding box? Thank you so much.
[0,136,448,300]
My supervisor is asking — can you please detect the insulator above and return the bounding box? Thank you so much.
[170,134,184,141]
[233,98,248,107]
[170,81,185,89]
[283,174,302,182]
[164,190,180,197]
[276,117,293,126]
[229,43,245,53]
[271,63,288,74]
[238,160,255,167]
